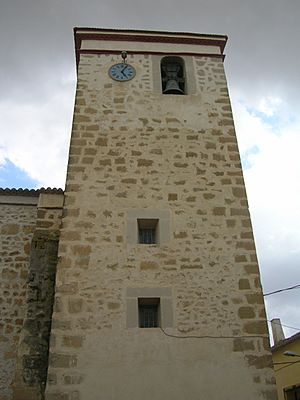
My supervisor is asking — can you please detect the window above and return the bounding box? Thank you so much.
[126,209,170,245]
[152,55,196,95]
[138,219,158,244]
[284,385,300,400]
[161,56,185,95]
[126,287,173,329]
[138,298,160,328]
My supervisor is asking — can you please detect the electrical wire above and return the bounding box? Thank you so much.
[159,327,267,340]
[274,359,300,372]
[263,284,300,297]
[159,322,300,340]
[267,319,300,332]
[273,361,299,365]
[155,288,300,340]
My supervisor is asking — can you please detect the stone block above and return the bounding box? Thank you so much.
[1,224,19,235]
[203,193,215,200]
[60,231,81,241]
[140,261,159,270]
[245,354,273,369]
[64,374,83,385]
[230,208,249,216]
[121,178,137,184]
[137,159,153,167]
[115,157,125,164]
[95,138,107,146]
[260,390,278,400]
[246,293,264,304]
[99,159,111,166]
[213,207,225,216]
[243,320,268,335]
[232,338,255,352]
[82,157,93,164]
[241,232,253,239]
[51,319,72,330]
[2,268,18,280]
[46,393,69,400]
[62,335,83,348]
[221,178,231,185]
[235,255,247,263]
[186,196,196,202]
[75,115,90,123]
[232,187,246,198]
[107,302,120,310]
[238,279,250,290]
[186,152,197,157]
[57,283,78,295]
[49,353,77,368]
[174,232,187,239]
[66,184,81,192]
[12,387,41,400]
[72,245,91,256]
[236,241,256,251]
[86,121,98,131]
[168,193,177,201]
[226,219,235,227]
[238,306,255,319]
[150,148,162,155]
[244,264,259,275]
[174,162,188,168]
[68,298,83,313]
[47,372,57,385]
[38,194,64,209]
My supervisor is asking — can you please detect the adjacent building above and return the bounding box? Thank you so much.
[271,318,300,400]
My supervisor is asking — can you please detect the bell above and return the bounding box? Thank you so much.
[163,79,184,95]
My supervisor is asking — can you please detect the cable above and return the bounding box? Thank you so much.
[273,361,299,365]
[263,284,300,297]
[274,359,300,372]
[267,319,300,332]
[159,327,267,340]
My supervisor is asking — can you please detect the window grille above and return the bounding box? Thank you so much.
[139,228,156,244]
[137,219,158,244]
[138,298,160,328]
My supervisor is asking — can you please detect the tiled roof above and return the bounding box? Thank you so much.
[0,188,64,197]
[271,331,300,351]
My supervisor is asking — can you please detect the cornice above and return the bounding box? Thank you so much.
[74,27,228,69]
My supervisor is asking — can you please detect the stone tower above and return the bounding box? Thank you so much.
[45,28,277,400]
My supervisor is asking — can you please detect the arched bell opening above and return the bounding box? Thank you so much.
[161,56,185,95]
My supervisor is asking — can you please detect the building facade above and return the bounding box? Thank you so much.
[0,28,277,400]
[271,319,300,400]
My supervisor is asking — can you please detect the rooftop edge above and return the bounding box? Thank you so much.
[0,188,64,197]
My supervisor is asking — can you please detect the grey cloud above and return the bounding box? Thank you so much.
[2,0,299,104]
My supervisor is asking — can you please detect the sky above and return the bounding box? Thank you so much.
[1,0,299,342]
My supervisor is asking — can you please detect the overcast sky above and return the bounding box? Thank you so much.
[1,0,299,342]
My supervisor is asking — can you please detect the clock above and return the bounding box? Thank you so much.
[109,63,136,81]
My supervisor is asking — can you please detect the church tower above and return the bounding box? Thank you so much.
[45,28,277,400]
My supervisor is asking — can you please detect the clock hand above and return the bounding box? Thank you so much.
[121,65,128,76]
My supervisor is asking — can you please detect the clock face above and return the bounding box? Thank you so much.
[109,63,136,81]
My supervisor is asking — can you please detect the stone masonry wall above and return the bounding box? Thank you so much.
[45,49,277,400]
[12,194,63,400]
[0,191,63,400]
[0,198,38,400]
